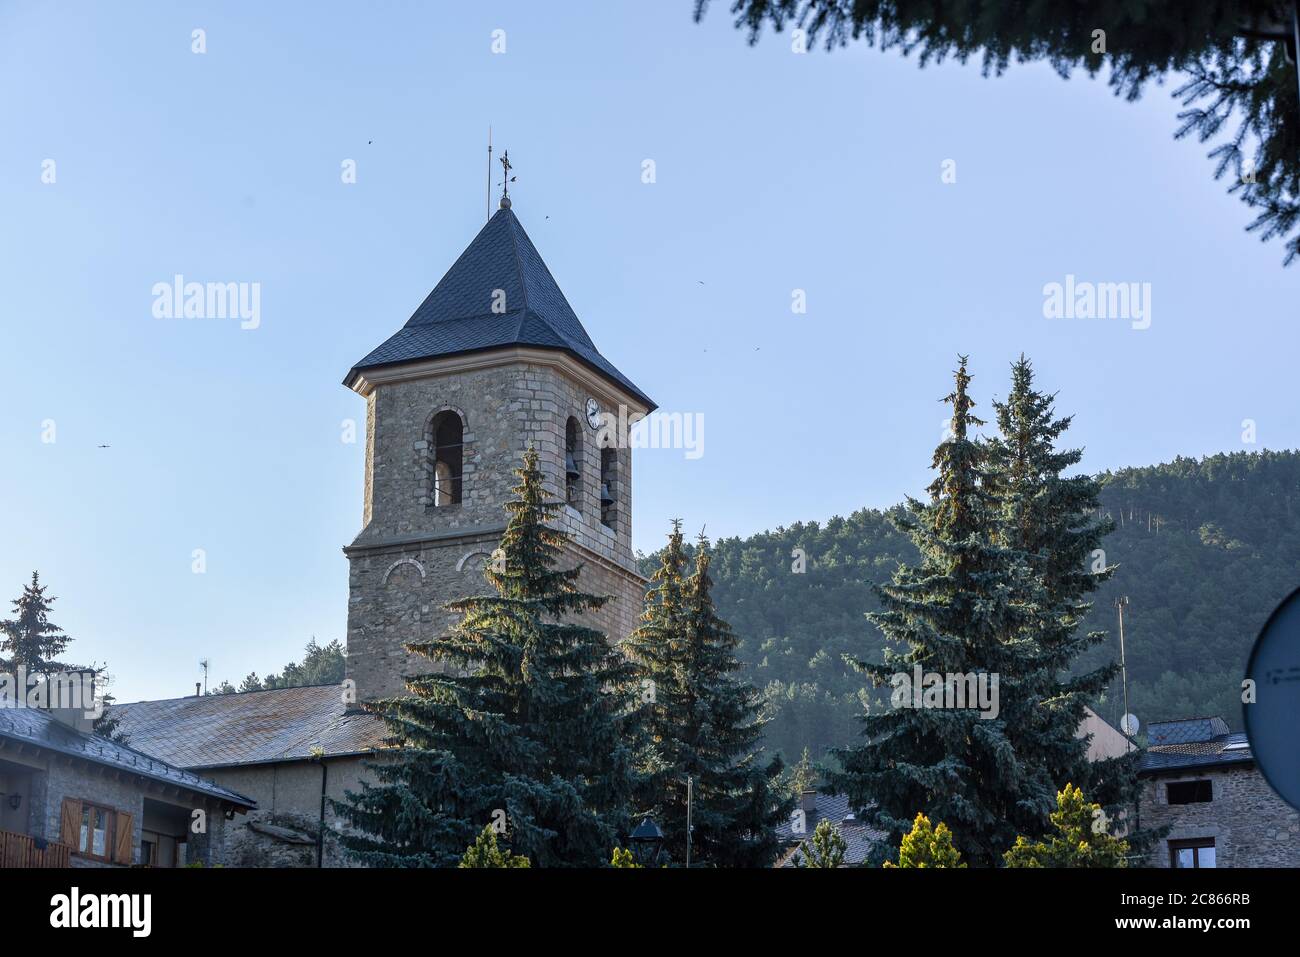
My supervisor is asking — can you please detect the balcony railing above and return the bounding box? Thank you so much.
[0,828,72,868]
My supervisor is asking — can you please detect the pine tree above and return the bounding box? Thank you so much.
[624,520,689,824]
[1003,784,1130,868]
[458,824,531,868]
[796,819,846,868]
[826,357,1050,867]
[0,572,71,672]
[883,813,966,868]
[334,447,639,867]
[700,0,1300,265]
[625,527,793,867]
[986,356,1139,829]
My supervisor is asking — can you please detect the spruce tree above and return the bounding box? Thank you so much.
[1003,784,1131,868]
[0,572,71,672]
[883,813,966,868]
[625,528,793,867]
[796,818,846,868]
[458,824,532,868]
[623,521,689,824]
[334,447,638,867]
[700,0,1300,266]
[986,356,1138,826]
[826,357,1052,867]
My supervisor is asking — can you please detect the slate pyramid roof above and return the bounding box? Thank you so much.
[346,204,654,410]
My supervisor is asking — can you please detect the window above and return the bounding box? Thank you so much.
[1167,780,1213,805]
[1170,838,1216,868]
[78,802,116,862]
[600,447,617,530]
[428,411,463,506]
[565,417,582,511]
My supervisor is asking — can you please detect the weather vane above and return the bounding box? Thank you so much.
[499,149,515,207]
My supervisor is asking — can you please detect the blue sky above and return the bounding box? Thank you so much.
[1,2,1295,702]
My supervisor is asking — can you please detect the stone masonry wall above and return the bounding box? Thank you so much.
[203,755,373,868]
[345,358,645,702]
[42,756,232,866]
[1140,765,1300,867]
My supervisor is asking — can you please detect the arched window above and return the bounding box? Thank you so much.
[600,447,617,530]
[565,417,582,511]
[429,411,463,506]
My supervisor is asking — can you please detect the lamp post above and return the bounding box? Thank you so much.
[629,817,664,867]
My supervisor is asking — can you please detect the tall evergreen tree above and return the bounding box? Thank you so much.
[624,521,689,822]
[0,572,71,672]
[826,357,1053,867]
[334,447,638,867]
[986,356,1137,823]
[625,528,793,866]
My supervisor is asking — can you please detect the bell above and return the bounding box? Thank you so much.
[565,452,579,477]
[600,482,614,505]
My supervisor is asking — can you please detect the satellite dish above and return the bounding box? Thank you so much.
[1120,713,1140,736]
[1244,586,1300,811]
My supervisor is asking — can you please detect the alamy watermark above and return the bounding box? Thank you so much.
[1042,274,1151,330]
[0,667,102,719]
[595,404,704,460]
[890,665,1000,720]
[152,275,261,329]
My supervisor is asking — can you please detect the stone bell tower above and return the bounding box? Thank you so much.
[341,196,655,701]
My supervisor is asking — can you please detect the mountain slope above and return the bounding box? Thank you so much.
[667,449,1300,762]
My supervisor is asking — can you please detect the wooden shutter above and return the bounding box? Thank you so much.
[114,811,134,865]
[59,798,81,849]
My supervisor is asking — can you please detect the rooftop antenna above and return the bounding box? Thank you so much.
[499,149,515,209]
[1115,597,1134,752]
[486,126,492,221]
[199,658,210,696]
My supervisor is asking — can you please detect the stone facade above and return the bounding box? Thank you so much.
[200,755,373,868]
[344,352,647,702]
[1139,765,1300,867]
[0,744,235,867]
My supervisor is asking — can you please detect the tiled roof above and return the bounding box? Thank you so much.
[346,205,655,410]
[775,792,883,867]
[1148,716,1232,747]
[0,706,254,808]
[110,684,389,770]
[1140,731,1254,773]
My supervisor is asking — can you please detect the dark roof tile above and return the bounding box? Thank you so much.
[110,685,388,770]
[346,207,654,410]
[0,706,254,807]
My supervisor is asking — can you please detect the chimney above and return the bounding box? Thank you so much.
[40,670,97,734]
[800,789,818,816]
[196,682,202,697]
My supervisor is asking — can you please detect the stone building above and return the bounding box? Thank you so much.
[0,695,252,868]
[1137,715,1300,867]
[341,196,655,700]
[110,685,385,867]
[103,198,656,865]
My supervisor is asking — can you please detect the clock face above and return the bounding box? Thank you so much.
[585,397,603,430]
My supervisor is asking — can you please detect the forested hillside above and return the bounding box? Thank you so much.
[650,450,1300,763]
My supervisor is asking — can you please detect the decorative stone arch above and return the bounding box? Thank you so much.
[418,405,470,508]
[382,556,427,585]
[456,550,495,573]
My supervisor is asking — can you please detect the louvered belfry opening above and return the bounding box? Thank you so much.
[430,411,463,506]
[565,416,582,511]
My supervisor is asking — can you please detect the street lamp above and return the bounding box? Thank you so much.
[629,817,664,867]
